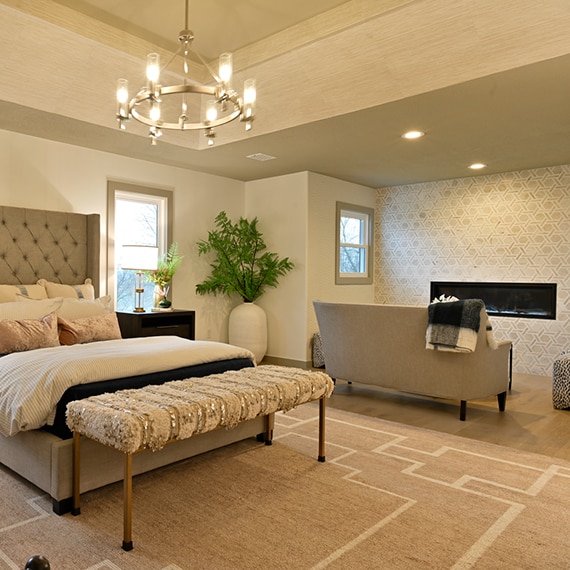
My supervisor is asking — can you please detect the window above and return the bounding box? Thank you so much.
[336,202,374,285]
[107,181,173,311]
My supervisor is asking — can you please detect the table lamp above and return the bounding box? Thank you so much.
[121,245,159,312]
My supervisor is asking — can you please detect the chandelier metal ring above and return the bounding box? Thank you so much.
[129,84,243,131]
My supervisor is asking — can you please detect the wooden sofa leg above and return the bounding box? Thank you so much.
[460,401,466,421]
[497,391,507,412]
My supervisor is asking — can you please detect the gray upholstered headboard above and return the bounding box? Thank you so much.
[0,205,100,297]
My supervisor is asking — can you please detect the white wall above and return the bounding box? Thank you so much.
[0,129,246,342]
[245,171,376,364]
[0,129,377,364]
[307,171,376,310]
[245,172,309,362]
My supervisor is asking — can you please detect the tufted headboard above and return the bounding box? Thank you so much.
[0,205,100,296]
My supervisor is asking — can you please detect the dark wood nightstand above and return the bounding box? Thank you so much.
[116,310,195,340]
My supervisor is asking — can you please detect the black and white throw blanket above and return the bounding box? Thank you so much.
[426,299,486,353]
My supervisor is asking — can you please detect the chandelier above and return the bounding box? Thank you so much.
[116,0,256,146]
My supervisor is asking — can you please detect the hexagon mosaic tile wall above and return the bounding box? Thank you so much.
[375,164,570,376]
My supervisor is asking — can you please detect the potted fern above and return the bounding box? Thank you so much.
[195,211,294,361]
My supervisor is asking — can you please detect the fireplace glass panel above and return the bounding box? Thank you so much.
[430,282,557,319]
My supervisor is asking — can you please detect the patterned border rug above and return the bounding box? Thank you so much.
[1,405,569,569]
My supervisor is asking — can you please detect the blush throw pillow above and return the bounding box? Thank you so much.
[58,312,122,345]
[0,312,60,355]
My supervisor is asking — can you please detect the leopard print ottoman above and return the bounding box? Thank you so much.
[553,353,570,409]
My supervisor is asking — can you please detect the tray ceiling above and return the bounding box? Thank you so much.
[1,0,569,187]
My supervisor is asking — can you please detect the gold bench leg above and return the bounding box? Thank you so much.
[72,432,81,515]
[318,397,326,462]
[122,453,134,551]
[264,412,275,445]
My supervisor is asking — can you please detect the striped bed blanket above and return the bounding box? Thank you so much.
[426,298,496,353]
[0,336,254,437]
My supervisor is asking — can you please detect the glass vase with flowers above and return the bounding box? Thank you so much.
[145,242,183,310]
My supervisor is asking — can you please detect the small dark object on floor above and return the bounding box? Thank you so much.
[25,555,50,570]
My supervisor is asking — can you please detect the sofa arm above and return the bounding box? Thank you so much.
[497,340,513,389]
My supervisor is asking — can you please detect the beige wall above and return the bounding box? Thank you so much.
[245,172,309,363]
[375,164,570,376]
[307,173,376,336]
[246,171,376,365]
[0,130,376,365]
[0,129,246,343]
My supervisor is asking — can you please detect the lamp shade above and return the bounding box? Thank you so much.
[121,245,159,271]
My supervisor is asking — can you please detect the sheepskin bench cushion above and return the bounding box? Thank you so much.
[66,365,334,454]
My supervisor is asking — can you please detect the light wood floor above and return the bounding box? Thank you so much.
[326,373,570,462]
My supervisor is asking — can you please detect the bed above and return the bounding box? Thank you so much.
[0,205,261,514]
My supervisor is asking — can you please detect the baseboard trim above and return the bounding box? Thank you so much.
[260,356,312,369]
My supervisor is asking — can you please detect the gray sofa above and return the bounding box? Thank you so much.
[313,301,512,420]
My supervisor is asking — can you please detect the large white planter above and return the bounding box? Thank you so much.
[228,302,267,363]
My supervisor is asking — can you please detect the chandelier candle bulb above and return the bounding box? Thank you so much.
[243,78,256,123]
[117,79,129,107]
[219,52,233,86]
[150,101,161,122]
[146,53,160,86]
[206,100,218,123]
[116,79,129,127]
[244,79,256,105]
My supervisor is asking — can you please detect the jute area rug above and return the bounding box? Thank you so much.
[1,405,569,570]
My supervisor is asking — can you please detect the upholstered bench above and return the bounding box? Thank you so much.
[66,365,334,550]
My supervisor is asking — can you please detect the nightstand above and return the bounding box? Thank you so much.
[116,310,195,340]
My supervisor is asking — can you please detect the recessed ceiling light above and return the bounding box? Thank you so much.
[468,163,487,170]
[402,130,425,139]
[246,153,276,161]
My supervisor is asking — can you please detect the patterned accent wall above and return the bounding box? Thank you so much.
[374,164,570,376]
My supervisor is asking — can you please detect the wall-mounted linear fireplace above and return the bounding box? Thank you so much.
[430,282,557,320]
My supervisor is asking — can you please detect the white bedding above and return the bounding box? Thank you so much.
[0,336,254,436]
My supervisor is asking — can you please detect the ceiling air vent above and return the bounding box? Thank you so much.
[246,153,276,161]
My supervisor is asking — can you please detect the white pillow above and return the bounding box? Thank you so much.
[17,294,112,320]
[57,296,113,320]
[37,278,95,300]
[0,284,47,303]
[0,298,63,320]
